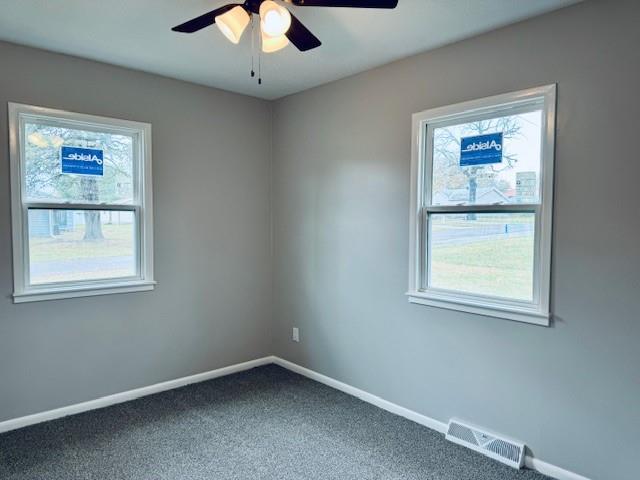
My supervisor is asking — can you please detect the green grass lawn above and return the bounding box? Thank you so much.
[430,234,534,300]
[29,223,134,262]
[31,221,533,301]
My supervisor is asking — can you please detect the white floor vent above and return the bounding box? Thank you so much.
[445,419,525,469]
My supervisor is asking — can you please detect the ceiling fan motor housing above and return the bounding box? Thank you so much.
[244,0,267,15]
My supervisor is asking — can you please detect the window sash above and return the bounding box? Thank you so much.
[24,206,142,289]
[19,114,142,207]
[419,207,541,306]
[420,100,546,305]
[423,105,545,209]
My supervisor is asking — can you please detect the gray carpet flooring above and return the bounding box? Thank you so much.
[0,364,549,479]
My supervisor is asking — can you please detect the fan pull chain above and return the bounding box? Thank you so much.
[247,14,262,86]
[257,22,262,86]
[250,16,255,78]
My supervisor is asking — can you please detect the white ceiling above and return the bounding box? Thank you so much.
[0,0,580,99]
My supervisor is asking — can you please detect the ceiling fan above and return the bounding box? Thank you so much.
[171,0,399,53]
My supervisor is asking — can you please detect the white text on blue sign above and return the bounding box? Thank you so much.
[61,146,104,176]
[460,132,503,166]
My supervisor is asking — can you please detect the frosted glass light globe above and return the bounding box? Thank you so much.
[259,1,291,38]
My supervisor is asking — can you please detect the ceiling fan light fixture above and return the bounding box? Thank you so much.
[259,0,292,38]
[261,30,289,53]
[216,6,250,44]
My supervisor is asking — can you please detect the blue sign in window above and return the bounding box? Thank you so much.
[460,132,503,166]
[61,146,104,176]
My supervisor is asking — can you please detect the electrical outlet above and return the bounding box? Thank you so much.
[292,327,300,342]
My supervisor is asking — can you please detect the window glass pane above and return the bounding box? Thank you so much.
[431,110,542,206]
[24,122,134,204]
[28,209,137,284]
[429,213,535,301]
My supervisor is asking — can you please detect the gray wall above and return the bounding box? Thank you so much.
[271,1,640,479]
[1,2,639,479]
[0,42,273,421]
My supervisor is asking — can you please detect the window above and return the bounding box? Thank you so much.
[9,103,154,302]
[407,86,556,325]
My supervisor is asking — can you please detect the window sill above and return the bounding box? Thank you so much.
[13,280,157,303]
[406,291,550,326]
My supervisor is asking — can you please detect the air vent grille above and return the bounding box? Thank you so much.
[448,422,479,446]
[445,419,525,469]
[485,439,521,463]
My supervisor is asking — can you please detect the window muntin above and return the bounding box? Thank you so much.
[408,86,556,325]
[9,103,154,302]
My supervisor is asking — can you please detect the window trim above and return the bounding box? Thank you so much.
[8,102,155,303]
[407,85,556,325]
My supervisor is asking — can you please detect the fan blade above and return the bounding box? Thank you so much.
[286,12,322,51]
[290,0,398,8]
[171,4,242,33]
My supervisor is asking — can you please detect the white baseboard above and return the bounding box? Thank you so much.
[272,357,448,434]
[0,356,274,434]
[524,457,592,480]
[271,356,591,480]
[0,354,591,480]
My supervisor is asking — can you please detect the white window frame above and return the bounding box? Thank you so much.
[8,103,155,303]
[407,85,556,325]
